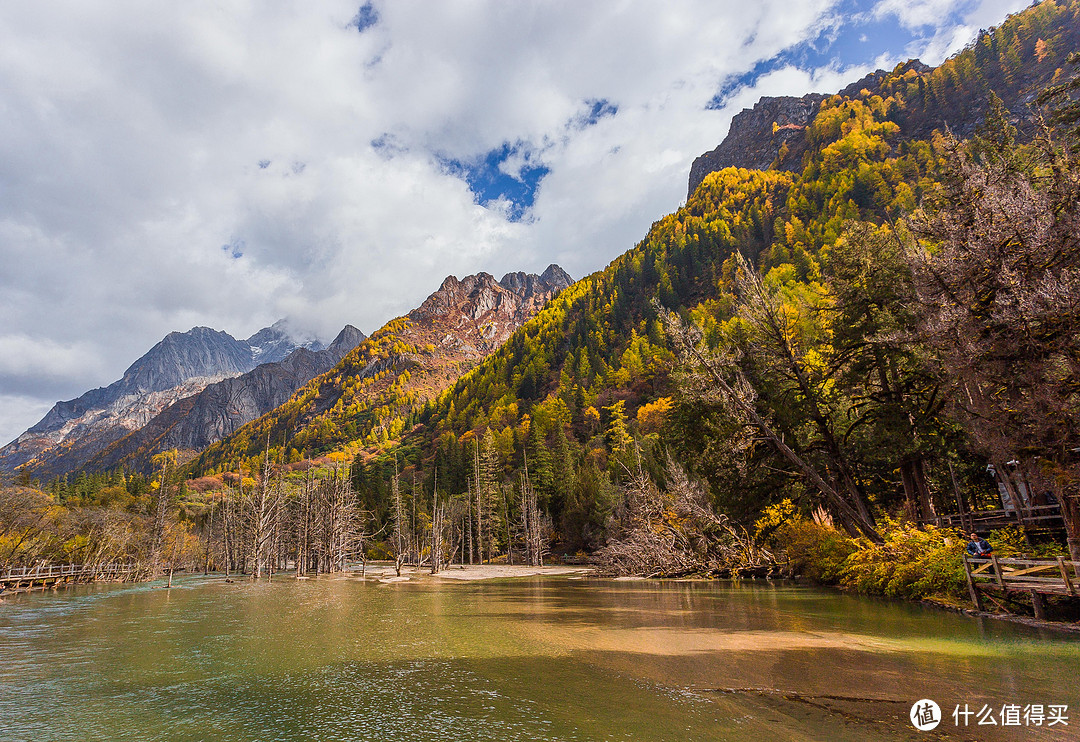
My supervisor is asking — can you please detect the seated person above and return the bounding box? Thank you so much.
[965,532,993,557]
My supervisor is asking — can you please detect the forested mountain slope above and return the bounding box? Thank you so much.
[314,0,1080,551]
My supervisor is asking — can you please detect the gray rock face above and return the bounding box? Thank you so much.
[87,325,366,472]
[539,264,573,291]
[499,264,572,298]
[0,320,338,477]
[27,327,252,437]
[326,324,365,356]
[688,94,826,197]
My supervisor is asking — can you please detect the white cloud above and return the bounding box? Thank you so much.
[876,0,1033,64]
[0,0,1031,445]
[874,0,965,30]
[0,335,107,397]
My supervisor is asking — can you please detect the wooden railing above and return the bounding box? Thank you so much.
[927,504,1063,531]
[0,563,138,587]
[963,555,1079,618]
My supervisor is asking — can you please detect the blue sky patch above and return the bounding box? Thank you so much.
[439,142,549,221]
[709,0,977,109]
[575,98,619,128]
[222,239,245,259]
[438,99,618,218]
[350,3,378,33]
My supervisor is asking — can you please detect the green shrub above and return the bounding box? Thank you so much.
[773,516,968,601]
[839,521,966,600]
[774,518,858,583]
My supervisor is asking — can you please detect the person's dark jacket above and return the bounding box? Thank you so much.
[966,538,993,557]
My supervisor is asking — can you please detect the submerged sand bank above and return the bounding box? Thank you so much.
[349,563,592,582]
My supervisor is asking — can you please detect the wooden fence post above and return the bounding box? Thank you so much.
[991,554,1005,590]
[964,557,985,611]
[1057,557,1076,597]
[1031,591,1047,620]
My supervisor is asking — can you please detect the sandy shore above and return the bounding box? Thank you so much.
[351,563,592,582]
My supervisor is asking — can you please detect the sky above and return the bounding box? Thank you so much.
[0,0,1032,445]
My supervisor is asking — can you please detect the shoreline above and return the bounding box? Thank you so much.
[918,595,1080,635]
[6,565,1080,636]
[348,563,593,582]
[0,563,595,600]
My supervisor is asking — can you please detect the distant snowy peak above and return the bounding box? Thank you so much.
[245,319,325,365]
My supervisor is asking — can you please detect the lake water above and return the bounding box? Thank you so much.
[1,571,1077,741]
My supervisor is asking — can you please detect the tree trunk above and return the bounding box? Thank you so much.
[900,461,920,522]
[1059,493,1080,563]
[900,458,936,523]
[992,459,1023,511]
[913,458,936,520]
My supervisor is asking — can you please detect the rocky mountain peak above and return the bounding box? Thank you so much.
[84,323,368,474]
[413,267,570,325]
[539,264,573,291]
[194,265,576,471]
[327,325,366,355]
[104,326,254,400]
[498,271,532,294]
[500,265,573,298]
[687,49,1045,199]
[687,61,940,198]
[1,318,353,476]
[688,93,826,197]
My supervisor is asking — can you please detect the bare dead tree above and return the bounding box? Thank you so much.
[392,458,407,576]
[519,458,546,566]
[149,455,174,578]
[473,440,485,563]
[596,453,771,577]
[465,480,475,564]
[294,472,311,576]
[222,483,237,576]
[501,483,513,566]
[430,468,442,575]
[203,499,215,575]
[247,453,282,580]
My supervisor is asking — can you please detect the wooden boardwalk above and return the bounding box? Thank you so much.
[925,504,1064,533]
[0,563,138,591]
[963,555,1079,618]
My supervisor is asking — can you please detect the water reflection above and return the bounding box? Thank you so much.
[1,575,1077,741]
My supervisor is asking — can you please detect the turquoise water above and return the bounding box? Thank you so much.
[1,574,1077,741]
